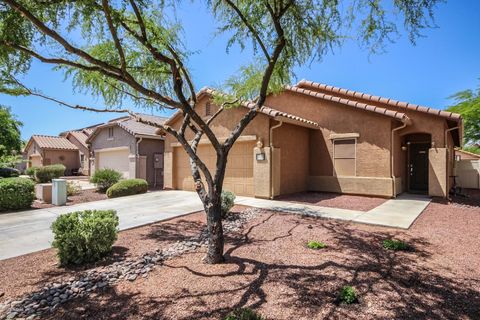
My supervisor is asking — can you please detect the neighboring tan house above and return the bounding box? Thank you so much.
[163,81,462,199]
[87,114,167,187]
[24,135,81,175]
[454,149,480,189]
[60,125,99,175]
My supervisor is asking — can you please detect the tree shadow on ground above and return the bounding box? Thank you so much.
[45,213,480,320]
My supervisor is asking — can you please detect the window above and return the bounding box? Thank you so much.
[108,127,114,139]
[80,154,85,162]
[205,102,212,116]
[333,139,356,176]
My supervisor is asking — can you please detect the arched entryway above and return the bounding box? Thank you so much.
[403,133,431,194]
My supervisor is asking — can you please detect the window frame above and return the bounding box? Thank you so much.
[332,138,357,177]
[107,127,114,140]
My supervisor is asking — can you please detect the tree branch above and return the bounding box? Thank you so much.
[101,0,127,72]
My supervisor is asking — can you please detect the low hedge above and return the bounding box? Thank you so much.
[106,179,148,198]
[0,178,35,211]
[25,166,38,178]
[34,164,66,183]
[51,210,119,265]
[91,168,123,192]
[221,190,236,218]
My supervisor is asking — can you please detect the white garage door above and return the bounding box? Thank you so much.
[173,142,254,196]
[97,148,130,178]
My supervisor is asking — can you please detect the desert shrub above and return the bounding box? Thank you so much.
[106,179,148,198]
[51,210,119,265]
[0,178,35,211]
[383,239,409,251]
[67,181,81,196]
[224,308,265,320]
[307,240,327,250]
[0,167,20,178]
[25,166,38,177]
[34,164,66,183]
[221,190,236,218]
[90,168,122,192]
[339,286,358,304]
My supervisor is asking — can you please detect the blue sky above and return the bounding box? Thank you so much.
[2,0,479,140]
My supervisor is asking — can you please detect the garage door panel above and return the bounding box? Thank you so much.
[97,149,130,178]
[173,142,255,196]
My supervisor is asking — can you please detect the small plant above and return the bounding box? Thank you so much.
[34,164,66,183]
[90,168,122,192]
[221,190,236,218]
[51,210,119,265]
[0,177,35,211]
[307,240,327,250]
[106,179,148,198]
[25,166,38,178]
[383,239,409,251]
[66,181,81,196]
[339,286,358,304]
[224,308,265,320]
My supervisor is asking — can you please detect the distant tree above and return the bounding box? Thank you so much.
[0,106,22,158]
[0,0,442,264]
[447,83,480,147]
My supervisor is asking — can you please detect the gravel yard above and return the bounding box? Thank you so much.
[276,192,388,211]
[1,192,479,320]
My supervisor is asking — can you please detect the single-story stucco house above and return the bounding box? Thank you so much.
[24,135,81,175]
[163,80,462,199]
[86,114,167,187]
[59,125,99,175]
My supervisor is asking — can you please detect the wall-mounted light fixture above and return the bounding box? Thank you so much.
[401,145,407,151]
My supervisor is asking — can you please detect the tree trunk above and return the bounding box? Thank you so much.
[203,198,225,264]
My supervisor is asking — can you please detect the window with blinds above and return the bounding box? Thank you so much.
[333,139,356,176]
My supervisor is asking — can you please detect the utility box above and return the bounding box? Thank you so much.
[52,179,67,206]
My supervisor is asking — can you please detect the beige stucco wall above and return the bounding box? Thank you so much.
[429,148,447,197]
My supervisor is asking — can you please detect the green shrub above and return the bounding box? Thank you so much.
[106,179,148,198]
[0,178,35,211]
[67,181,81,196]
[91,168,122,192]
[25,166,38,177]
[221,190,236,218]
[339,286,358,304]
[34,164,66,183]
[307,240,327,250]
[383,239,409,251]
[51,210,119,265]
[224,308,265,320]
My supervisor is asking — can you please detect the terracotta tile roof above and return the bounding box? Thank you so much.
[296,80,461,121]
[118,114,168,137]
[31,135,79,150]
[165,88,319,128]
[67,131,89,149]
[285,85,410,123]
[83,128,95,136]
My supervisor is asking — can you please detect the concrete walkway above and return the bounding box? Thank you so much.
[236,193,431,229]
[0,191,203,260]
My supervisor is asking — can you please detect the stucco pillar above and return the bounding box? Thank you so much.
[253,146,270,198]
[163,151,173,189]
[128,155,136,179]
[429,148,447,197]
[89,157,96,176]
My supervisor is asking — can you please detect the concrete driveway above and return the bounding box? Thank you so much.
[0,190,203,260]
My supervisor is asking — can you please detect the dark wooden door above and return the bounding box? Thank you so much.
[409,143,429,192]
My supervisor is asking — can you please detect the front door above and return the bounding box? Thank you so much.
[409,143,429,193]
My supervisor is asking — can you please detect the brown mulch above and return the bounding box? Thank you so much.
[2,195,480,319]
[32,189,109,209]
[276,191,388,211]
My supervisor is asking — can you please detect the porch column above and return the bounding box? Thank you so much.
[429,148,447,197]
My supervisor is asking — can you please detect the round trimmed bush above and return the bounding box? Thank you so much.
[90,168,122,192]
[221,190,236,218]
[25,166,38,178]
[51,210,119,265]
[0,177,35,211]
[34,164,66,183]
[106,179,148,198]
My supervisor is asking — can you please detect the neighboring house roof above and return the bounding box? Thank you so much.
[86,114,168,144]
[66,131,89,149]
[165,87,320,128]
[26,135,79,151]
[59,123,102,137]
[295,80,462,122]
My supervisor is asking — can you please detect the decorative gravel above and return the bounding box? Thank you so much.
[0,208,260,320]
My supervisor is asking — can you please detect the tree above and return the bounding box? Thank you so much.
[447,83,480,148]
[0,0,442,263]
[0,105,22,158]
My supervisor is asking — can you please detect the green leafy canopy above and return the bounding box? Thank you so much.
[447,82,480,146]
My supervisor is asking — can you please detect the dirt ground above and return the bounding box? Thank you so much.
[32,189,109,209]
[1,192,479,320]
